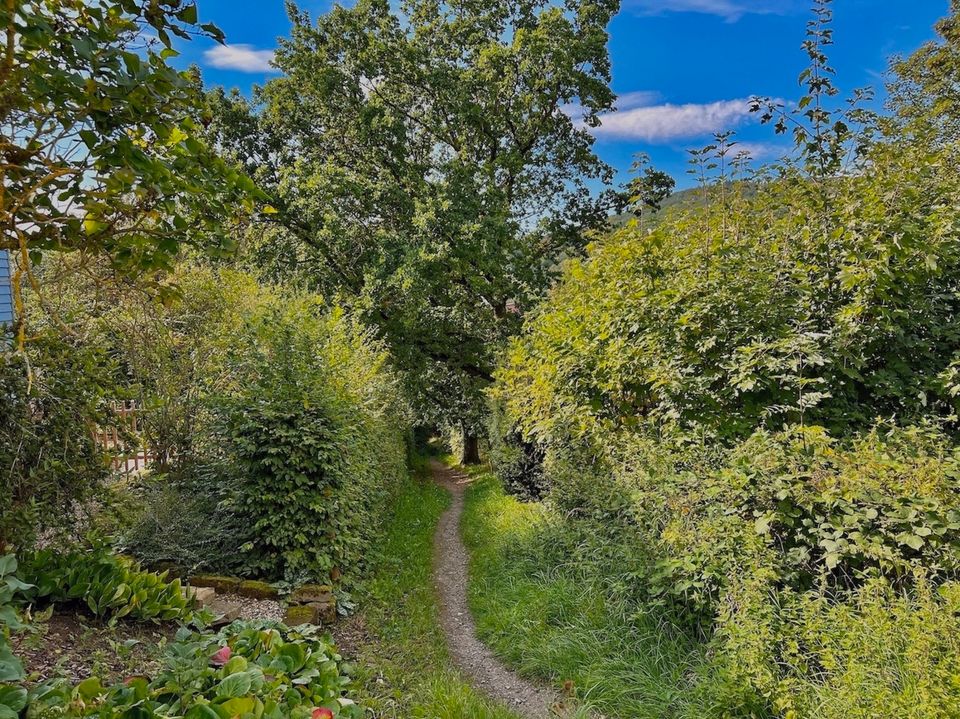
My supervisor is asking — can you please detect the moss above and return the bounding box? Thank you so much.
[238,579,280,599]
[283,605,316,626]
[189,574,241,593]
[290,584,334,604]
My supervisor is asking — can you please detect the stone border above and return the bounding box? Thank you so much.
[186,574,338,626]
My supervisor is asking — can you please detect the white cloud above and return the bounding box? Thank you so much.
[730,141,785,160]
[616,90,662,110]
[204,44,276,73]
[628,0,791,22]
[592,98,761,142]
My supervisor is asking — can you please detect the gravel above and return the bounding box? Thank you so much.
[215,593,285,623]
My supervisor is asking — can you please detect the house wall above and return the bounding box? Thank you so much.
[0,251,14,329]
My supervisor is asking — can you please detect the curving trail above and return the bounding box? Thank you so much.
[430,460,563,719]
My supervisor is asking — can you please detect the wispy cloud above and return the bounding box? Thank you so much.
[204,44,276,73]
[616,90,662,110]
[592,97,763,142]
[725,141,785,160]
[628,0,792,22]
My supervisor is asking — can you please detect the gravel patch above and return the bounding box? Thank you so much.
[215,593,285,623]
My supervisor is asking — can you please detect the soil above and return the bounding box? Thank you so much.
[329,613,371,659]
[12,611,174,685]
[12,594,285,686]
[430,460,565,719]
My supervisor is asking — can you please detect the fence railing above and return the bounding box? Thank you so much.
[93,401,156,475]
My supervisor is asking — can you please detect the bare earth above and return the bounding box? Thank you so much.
[431,460,562,719]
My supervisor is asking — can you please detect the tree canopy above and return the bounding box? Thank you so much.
[0,0,262,345]
[205,0,621,429]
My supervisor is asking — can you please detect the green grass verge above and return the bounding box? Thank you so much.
[349,468,521,719]
[461,467,712,719]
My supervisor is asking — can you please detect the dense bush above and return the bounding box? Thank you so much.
[486,403,548,501]
[0,334,121,549]
[114,468,250,576]
[114,270,409,586]
[491,8,960,716]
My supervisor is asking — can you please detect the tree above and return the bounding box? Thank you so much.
[0,0,261,347]
[203,0,620,458]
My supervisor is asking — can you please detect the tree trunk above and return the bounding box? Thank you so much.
[460,426,481,465]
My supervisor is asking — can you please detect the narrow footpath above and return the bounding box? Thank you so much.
[430,460,563,719]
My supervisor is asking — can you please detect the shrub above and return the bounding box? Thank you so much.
[0,334,121,549]
[116,469,251,576]
[708,575,960,719]
[486,403,548,501]
[210,295,408,585]
[114,270,410,586]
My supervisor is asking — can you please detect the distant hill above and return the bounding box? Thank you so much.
[607,186,706,230]
[607,182,760,231]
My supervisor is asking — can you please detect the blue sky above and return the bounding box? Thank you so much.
[178,0,949,188]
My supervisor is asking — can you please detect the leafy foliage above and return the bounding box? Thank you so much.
[0,555,29,717]
[486,403,548,501]
[0,0,260,284]
[111,270,410,585]
[202,0,621,428]
[17,545,194,623]
[28,620,362,719]
[491,4,960,716]
[0,333,121,549]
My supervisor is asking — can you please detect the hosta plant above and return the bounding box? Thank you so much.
[0,555,30,719]
[17,545,193,623]
[32,620,363,719]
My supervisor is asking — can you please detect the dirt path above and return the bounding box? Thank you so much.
[431,460,562,719]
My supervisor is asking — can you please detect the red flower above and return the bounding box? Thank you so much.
[312,709,334,719]
[210,646,232,666]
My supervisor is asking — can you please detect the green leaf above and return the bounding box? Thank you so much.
[0,645,25,682]
[0,556,16,577]
[184,704,220,719]
[215,671,252,698]
[178,4,198,24]
[0,686,27,713]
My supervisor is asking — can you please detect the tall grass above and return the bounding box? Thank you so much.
[462,468,713,719]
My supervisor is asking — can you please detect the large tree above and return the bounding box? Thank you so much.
[205,0,620,456]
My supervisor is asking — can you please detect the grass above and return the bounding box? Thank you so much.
[348,465,522,719]
[461,467,713,719]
